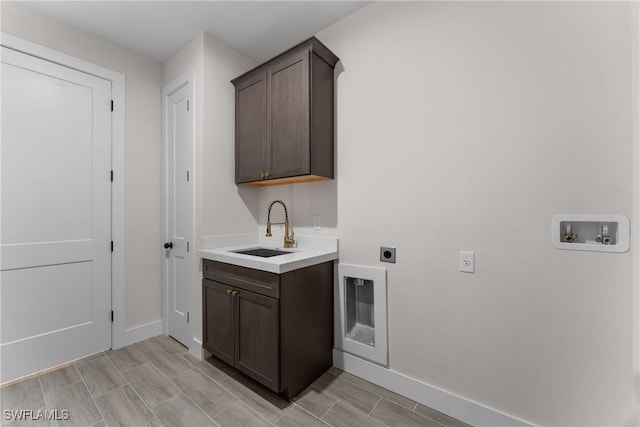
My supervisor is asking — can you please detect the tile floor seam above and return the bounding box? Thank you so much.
[295,403,333,426]
[37,375,49,411]
[367,396,383,417]
[270,403,296,425]
[84,362,127,401]
[309,382,343,403]
[407,402,451,426]
[231,399,278,426]
[323,399,394,427]
[323,397,381,425]
[206,401,236,421]
[86,387,107,426]
[414,410,447,427]
[335,371,418,412]
[317,374,382,413]
[174,370,239,422]
[319,399,338,419]
[162,391,222,427]
[177,390,223,427]
[118,373,167,426]
[74,363,107,426]
[183,360,225,385]
[107,346,142,378]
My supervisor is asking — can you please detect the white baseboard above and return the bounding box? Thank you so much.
[116,320,163,348]
[190,338,205,360]
[333,350,535,427]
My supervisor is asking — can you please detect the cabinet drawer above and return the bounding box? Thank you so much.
[203,259,280,299]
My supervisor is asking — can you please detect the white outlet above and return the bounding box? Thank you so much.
[313,215,322,231]
[459,251,475,273]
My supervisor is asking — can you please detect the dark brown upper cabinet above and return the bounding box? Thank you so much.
[232,37,339,186]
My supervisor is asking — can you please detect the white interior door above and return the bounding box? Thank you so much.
[164,81,193,348]
[0,47,112,382]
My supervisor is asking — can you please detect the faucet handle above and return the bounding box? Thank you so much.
[284,231,295,248]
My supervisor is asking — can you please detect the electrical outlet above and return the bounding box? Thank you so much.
[459,251,475,273]
[380,246,396,263]
[313,215,322,231]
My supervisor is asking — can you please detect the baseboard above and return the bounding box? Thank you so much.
[333,350,535,427]
[190,337,205,360]
[118,320,163,348]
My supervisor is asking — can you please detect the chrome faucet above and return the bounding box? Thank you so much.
[266,200,295,248]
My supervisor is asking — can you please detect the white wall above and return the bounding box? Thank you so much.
[307,2,637,425]
[202,34,258,238]
[258,181,338,238]
[163,33,257,348]
[1,3,164,331]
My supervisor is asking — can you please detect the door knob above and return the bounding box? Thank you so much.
[164,242,173,249]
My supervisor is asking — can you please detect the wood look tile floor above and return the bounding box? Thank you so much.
[0,336,471,427]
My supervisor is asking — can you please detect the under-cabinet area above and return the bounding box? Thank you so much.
[202,259,334,401]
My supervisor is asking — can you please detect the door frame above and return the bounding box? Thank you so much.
[0,33,126,349]
[633,2,640,422]
[162,71,196,352]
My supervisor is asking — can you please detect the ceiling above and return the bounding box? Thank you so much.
[13,1,369,63]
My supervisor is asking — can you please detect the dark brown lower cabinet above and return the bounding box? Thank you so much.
[203,281,234,366]
[202,259,333,401]
[235,288,279,391]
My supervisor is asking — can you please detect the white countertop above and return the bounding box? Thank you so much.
[198,233,338,274]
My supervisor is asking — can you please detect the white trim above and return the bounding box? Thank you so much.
[162,70,196,352]
[333,349,536,427]
[120,320,163,347]
[190,338,205,360]
[0,33,124,83]
[0,33,127,350]
[631,1,640,425]
[111,74,126,349]
[335,264,388,366]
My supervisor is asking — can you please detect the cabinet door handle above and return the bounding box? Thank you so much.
[226,289,233,296]
[265,172,271,178]
[231,290,239,296]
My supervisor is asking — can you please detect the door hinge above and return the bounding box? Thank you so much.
[111,100,114,111]
[111,310,114,322]
[110,170,114,182]
[111,241,114,252]
[187,241,190,253]
[187,100,190,111]
[187,170,189,182]
[187,312,190,323]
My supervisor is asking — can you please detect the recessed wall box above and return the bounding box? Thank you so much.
[335,264,388,366]
[551,214,629,253]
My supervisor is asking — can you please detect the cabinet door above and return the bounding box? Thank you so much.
[235,69,268,183]
[268,50,310,179]
[234,289,280,392]
[203,280,235,366]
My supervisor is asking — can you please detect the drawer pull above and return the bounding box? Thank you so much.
[231,290,239,296]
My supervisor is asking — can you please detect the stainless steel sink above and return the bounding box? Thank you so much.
[232,248,292,258]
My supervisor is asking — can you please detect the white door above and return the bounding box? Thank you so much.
[164,81,193,348]
[0,47,112,382]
